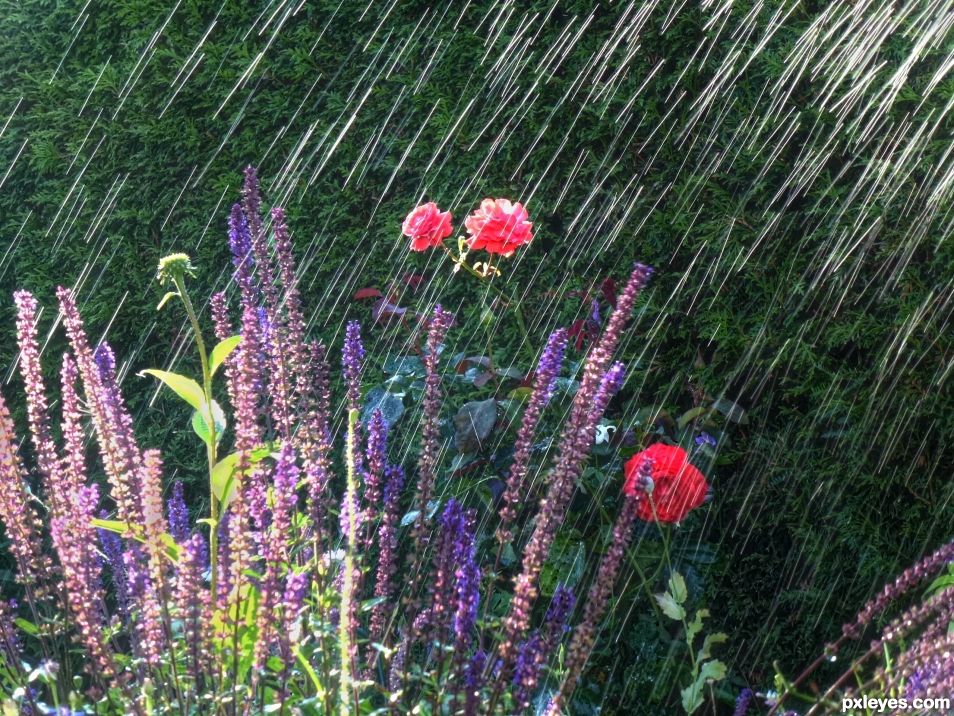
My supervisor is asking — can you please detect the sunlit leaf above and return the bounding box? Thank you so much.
[210,335,241,376]
[140,369,205,412]
[192,400,226,446]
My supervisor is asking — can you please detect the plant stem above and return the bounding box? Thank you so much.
[338,408,360,716]
[172,275,220,605]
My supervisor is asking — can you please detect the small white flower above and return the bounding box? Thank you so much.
[595,423,616,445]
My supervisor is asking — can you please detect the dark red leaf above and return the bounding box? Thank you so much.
[354,287,383,300]
[601,277,617,308]
[402,273,425,291]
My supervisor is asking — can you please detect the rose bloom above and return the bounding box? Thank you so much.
[623,443,708,523]
[464,198,533,256]
[403,202,453,251]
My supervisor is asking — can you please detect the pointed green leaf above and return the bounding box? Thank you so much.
[91,518,130,535]
[210,335,242,376]
[140,369,204,412]
[156,291,179,311]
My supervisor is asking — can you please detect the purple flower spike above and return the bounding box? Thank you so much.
[342,321,365,412]
[167,481,189,543]
[497,328,568,545]
[364,410,388,517]
[733,688,754,716]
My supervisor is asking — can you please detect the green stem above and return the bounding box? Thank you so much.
[172,275,220,605]
[338,408,360,716]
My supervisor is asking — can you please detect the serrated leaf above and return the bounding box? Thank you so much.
[654,592,686,621]
[685,609,707,644]
[668,572,688,604]
[140,369,205,412]
[698,658,727,682]
[210,336,241,376]
[698,632,728,662]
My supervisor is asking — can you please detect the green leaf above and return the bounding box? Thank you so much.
[91,518,130,535]
[711,398,748,424]
[14,618,38,636]
[677,407,710,430]
[680,681,704,714]
[140,369,205,412]
[192,400,227,446]
[698,658,727,682]
[685,608,708,644]
[668,571,688,604]
[698,632,728,662]
[211,445,274,507]
[210,335,242,376]
[156,291,179,311]
[654,592,686,621]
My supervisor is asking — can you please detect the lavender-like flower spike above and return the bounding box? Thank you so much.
[463,650,488,716]
[544,585,576,640]
[512,587,576,711]
[453,532,480,648]
[139,449,170,589]
[50,482,114,679]
[98,511,128,616]
[842,540,954,639]
[60,353,88,503]
[342,321,365,412]
[167,481,189,543]
[497,264,650,677]
[0,599,22,671]
[370,464,405,646]
[407,305,454,605]
[546,491,640,714]
[58,288,144,528]
[14,291,65,520]
[123,547,165,667]
[589,361,626,424]
[228,203,256,306]
[422,499,470,642]
[175,534,212,686]
[225,303,266,612]
[497,328,568,546]
[364,410,388,519]
[304,341,333,535]
[271,206,312,402]
[733,688,754,716]
[0,390,52,588]
[253,444,300,673]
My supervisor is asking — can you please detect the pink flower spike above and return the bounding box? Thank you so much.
[464,198,533,257]
[403,202,453,251]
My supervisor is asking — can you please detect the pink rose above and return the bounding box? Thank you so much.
[403,202,453,251]
[464,198,533,257]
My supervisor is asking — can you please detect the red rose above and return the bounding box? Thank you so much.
[464,198,533,256]
[403,202,453,251]
[623,443,708,523]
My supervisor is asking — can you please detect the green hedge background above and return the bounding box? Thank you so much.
[1,1,952,710]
